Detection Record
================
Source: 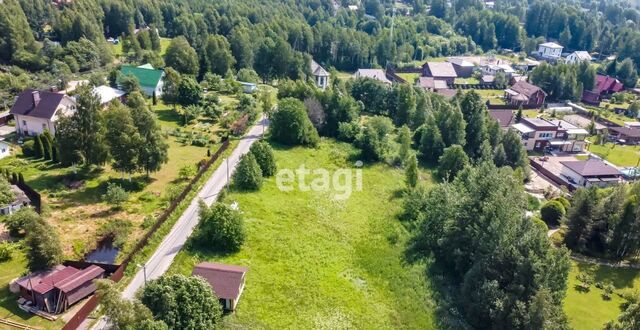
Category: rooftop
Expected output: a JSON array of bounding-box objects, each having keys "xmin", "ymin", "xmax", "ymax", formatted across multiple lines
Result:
[
  {"xmin": 610, "ymin": 127, "xmax": 640, "ymax": 138},
  {"xmin": 509, "ymin": 81, "xmax": 546, "ymax": 98},
  {"xmin": 92, "ymin": 85, "xmax": 126, "ymax": 105},
  {"xmin": 310, "ymin": 59, "xmax": 329, "ymax": 77},
  {"xmin": 424, "ymin": 62, "xmax": 458, "ymax": 78},
  {"xmin": 540, "ymin": 42, "xmax": 563, "ymax": 49},
  {"xmin": 10, "ymin": 89, "xmax": 72, "ymax": 120},
  {"xmin": 417, "ymin": 77, "xmax": 447, "ymax": 90},
  {"xmin": 119, "ymin": 65, "xmax": 164, "ymax": 89},
  {"xmin": 192, "ymin": 262, "xmax": 248, "ymax": 300},
  {"xmin": 561, "ymin": 159, "xmax": 622, "ymax": 177},
  {"xmin": 521, "ymin": 117, "xmax": 556, "ymax": 129},
  {"xmin": 354, "ymin": 69, "xmax": 391, "ymax": 84},
  {"xmin": 489, "ymin": 110, "xmax": 514, "ymax": 128}
]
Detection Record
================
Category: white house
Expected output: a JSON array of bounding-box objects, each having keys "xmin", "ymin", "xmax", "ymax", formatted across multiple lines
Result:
[
  {"xmin": 481, "ymin": 64, "xmax": 516, "ymax": 76},
  {"xmin": 310, "ymin": 59, "xmax": 330, "ymax": 89},
  {"xmin": 560, "ymin": 159, "xmax": 622, "ymax": 188},
  {"xmin": 537, "ymin": 42, "xmax": 564, "ymax": 60},
  {"xmin": 10, "ymin": 90, "xmax": 76, "ymax": 136},
  {"xmin": 565, "ymin": 51, "xmax": 592, "ymax": 64}
]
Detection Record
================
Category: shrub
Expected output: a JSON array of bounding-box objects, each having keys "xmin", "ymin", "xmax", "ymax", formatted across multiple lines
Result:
[
  {"xmin": 0, "ymin": 243, "xmax": 13, "ymax": 262},
  {"xmin": 178, "ymin": 165, "xmax": 197, "ymax": 180},
  {"xmin": 97, "ymin": 219, "xmax": 133, "ymax": 248},
  {"xmin": 540, "ymin": 200, "xmax": 566, "ymax": 226},
  {"xmin": 195, "ymin": 201, "xmax": 245, "ymax": 251},
  {"xmin": 21, "ymin": 140, "xmax": 35, "ymax": 157},
  {"xmin": 103, "ymin": 183, "xmax": 129, "ymax": 208},
  {"xmin": 270, "ymin": 98, "xmax": 319, "ymax": 147},
  {"xmin": 337, "ymin": 122, "xmax": 360, "ymax": 142},
  {"xmin": 553, "ymin": 196, "xmax": 570, "ymax": 210},
  {"xmin": 249, "ymin": 141, "xmax": 277, "ymax": 177},
  {"xmin": 527, "ymin": 194, "xmax": 541, "ymax": 211},
  {"xmin": 25, "ymin": 218, "xmax": 63, "ymax": 271},
  {"xmin": 5, "ymin": 207, "xmax": 41, "ymax": 237},
  {"xmin": 233, "ymin": 152, "xmax": 263, "ymax": 190}
]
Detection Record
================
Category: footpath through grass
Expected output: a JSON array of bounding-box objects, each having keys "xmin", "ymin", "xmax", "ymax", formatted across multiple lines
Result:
[{"xmin": 169, "ymin": 139, "xmax": 436, "ymax": 329}]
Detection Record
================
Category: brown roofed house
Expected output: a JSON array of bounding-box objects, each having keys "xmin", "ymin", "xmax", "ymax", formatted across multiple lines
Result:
[
  {"xmin": 504, "ymin": 81, "xmax": 546, "ymax": 107},
  {"xmin": 192, "ymin": 262, "xmax": 248, "ymax": 311},
  {"xmin": 608, "ymin": 127, "xmax": 640, "ymax": 145},
  {"xmin": 10, "ymin": 89, "xmax": 76, "ymax": 137},
  {"xmin": 489, "ymin": 110, "xmax": 514, "ymax": 129},
  {"xmin": 422, "ymin": 62, "xmax": 458, "ymax": 84},
  {"xmin": 560, "ymin": 159, "xmax": 622, "ymax": 187}
]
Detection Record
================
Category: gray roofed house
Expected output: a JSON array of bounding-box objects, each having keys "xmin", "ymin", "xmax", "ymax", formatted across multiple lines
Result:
[
  {"xmin": 310, "ymin": 59, "xmax": 330, "ymax": 89},
  {"xmin": 10, "ymin": 89, "xmax": 76, "ymax": 137},
  {"xmin": 416, "ymin": 77, "xmax": 448, "ymax": 91},
  {"xmin": 422, "ymin": 62, "xmax": 458, "ymax": 83},
  {"xmin": 354, "ymin": 69, "xmax": 392, "ymax": 84}
]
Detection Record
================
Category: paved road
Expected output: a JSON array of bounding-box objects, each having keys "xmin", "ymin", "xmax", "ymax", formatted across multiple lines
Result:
[{"xmin": 90, "ymin": 116, "xmax": 268, "ymax": 329}]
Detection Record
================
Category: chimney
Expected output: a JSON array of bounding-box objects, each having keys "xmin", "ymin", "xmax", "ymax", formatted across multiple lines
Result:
[{"xmin": 32, "ymin": 91, "xmax": 40, "ymax": 107}]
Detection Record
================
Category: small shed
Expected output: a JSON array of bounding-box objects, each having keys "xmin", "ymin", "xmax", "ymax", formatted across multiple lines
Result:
[
  {"xmin": 0, "ymin": 185, "xmax": 31, "ymax": 215},
  {"xmin": 192, "ymin": 262, "xmax": 248, "ymax": 311},
  {"xmin": 15, "ymin": 264, "xmax": 105, "ymax": 314}
]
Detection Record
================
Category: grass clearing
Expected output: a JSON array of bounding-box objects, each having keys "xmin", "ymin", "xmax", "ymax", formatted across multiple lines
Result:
[
  {"xmin": 564, "ymin": 261, "xmax": 639, "ymax": 329},
  {"xmin": 475, "ymin": 89, "xmax": 506, "ymax": 105},
  {"xmin": 397, "ymin": 72, "xmax": 420, "ymax": 83},
  {"xmin": 586, "ymin": 139, "xmax": 640, "ymax": 167},
  {"xmin": 169, "ymin": 139, "xmax": 436, "ymax": 329}
]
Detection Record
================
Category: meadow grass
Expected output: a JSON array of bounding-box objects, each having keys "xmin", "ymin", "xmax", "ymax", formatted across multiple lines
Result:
[
  {"xmin": 169, "ymin": 139, "xmax": 436, "ymax": 329},
  {"xmin": 564, "ymin": 261, "xmax": 640, "ymax": 329}
]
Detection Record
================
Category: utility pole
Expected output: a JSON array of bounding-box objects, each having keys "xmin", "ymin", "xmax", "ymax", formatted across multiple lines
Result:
[{"xmin": 137, "ymin": 264, "xmax": 147, "ymax": 285}]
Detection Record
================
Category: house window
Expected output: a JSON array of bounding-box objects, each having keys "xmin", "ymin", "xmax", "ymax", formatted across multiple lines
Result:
[
  {"xmin": 22, "ymin": 120, "xmax": 26, "ymax": 126},
  {"xmin": 42, "ymin": 123, "xmax": 47, "ymax": 130}
]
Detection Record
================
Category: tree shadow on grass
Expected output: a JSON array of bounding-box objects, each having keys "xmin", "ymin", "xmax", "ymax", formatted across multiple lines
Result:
[
  {"xmin": 155, "ymin": 108, "xmax": 182, "ymax": 125},
  {"xmin": 575, "ymin": 262, "xmax": 640, "ymax": 290}
]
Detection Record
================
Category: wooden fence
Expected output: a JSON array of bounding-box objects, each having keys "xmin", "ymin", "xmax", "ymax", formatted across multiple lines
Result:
[{"xmin": 60, "ymin": 139, "xmax": 230, "ymax": 330}]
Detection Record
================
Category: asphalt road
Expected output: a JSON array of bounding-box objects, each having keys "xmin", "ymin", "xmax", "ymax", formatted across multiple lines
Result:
[{"xmin": 89, "ymin": 115, "xmax": 268, "ymax": 329}]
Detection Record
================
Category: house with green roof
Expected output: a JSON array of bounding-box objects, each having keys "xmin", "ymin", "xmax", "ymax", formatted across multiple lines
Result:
[{"xmin": 118, "ymin": 65, "xmax": 164, "ymax": 97}]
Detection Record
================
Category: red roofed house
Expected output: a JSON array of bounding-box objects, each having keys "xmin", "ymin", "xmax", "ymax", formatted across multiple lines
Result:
[
  {"xmin": 192, "ymin": 262, "xmax": 248, "ymax": 311},
  {"xmin": 15, "ymin": 265, "xmax": 105, "ymax": 314},
  {"xmin": 422, "ymin": 62, "xmax": 457, "ymax": 84},
  {"xmin": 582, "ymin": 75, "xmax": 625, "ymax": 104},
  {"xmin": 10, "ymin": 89, "xmax": 76, "ymax": 137},
  {"xmin": 505, "ymin": 81, "xmax": 547, "ymax": 107}
]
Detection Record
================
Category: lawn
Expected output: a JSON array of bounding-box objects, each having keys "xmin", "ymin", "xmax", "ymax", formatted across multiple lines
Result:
[
  {"xmin": 169, "ymin": 139, "xmax": 436, "ymax": 329},
  {"xmin": 397, "ymin": 72, "xmax": 420, "ymax": 83},
  {"xmin": 454, "ymin": 77, "xmax": 480, "ymax": 85},
  {"xmin": 335, "ymin": 71, "xmax": 354, "ymax": 80},
  {"xmin": 109, "ymin": 37, "xmax": 172, "ymax": 58},
  {"xmin": 564, "ymin": 261, "xmax": 640, "ymax": 329},
  {"xmin": 474, "ymin": 89, "xmax": 506, "ymax": 105},
  {"xmin": 586, "ymin": 139, "xmax": 640, "ymax": 167}
]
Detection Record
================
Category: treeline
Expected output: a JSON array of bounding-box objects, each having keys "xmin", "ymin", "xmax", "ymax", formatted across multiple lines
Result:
[{"xmin": 564, "ymin": 184, "xmax": 640, "ymax": 260}]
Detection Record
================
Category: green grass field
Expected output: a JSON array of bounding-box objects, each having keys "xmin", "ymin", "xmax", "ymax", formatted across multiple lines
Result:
[
  {"xmin": 169, "ymin": 139, "xmax": 436, "ymax": 329},
  {"xmin": 586, "ymin": 139, "xmax": 640, "ymax": 167},
  {"xmin": 110, "ymin": 37, "xmax": 172, "ymax": 58},
  {"xmin": 564, "ymin": 261, "xmax": 640, "ymax": 329},
  {"xmin": 397, "ymin": 72, "xmax": 420, "ymax": 83}
]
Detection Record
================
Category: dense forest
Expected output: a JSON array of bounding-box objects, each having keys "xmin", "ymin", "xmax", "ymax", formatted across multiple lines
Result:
[{"xmin": 1, "ymin": 0, "xmax": 639, "ymax": 84}]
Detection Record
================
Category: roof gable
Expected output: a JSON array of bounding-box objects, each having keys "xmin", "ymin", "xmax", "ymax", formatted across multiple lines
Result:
[
  {"xmin": 119, "ymin": 66, "xmax": 164, "ymax": 89},
  {"xmin": 192, "ymin": 262, "xmax": 247, "ymax": 300},
  {"xmin": 10, "ymin": 89, "xmax": 71, "ymax": 119},
  {"xmin": 425, "ymin": 62, "xmax": 457, "ymax": 78},
  {"xmin": 510, "ymin": 81, "xmax": 546, "ymax": 98}
]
